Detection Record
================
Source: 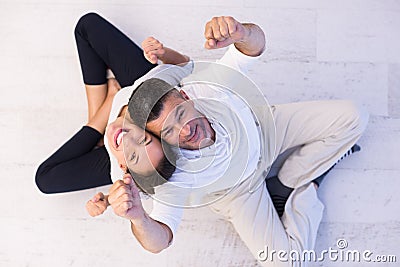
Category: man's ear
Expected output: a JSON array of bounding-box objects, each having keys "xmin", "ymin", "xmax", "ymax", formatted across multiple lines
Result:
[{"xmin": 179, "ymin": 90, "xmax": 190, "ymax": 100}]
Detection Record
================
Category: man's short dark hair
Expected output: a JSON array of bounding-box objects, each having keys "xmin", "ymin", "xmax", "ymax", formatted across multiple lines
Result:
[{"xmin": 128, "ymin": 78, "xmax": 182, "ymax": 129}]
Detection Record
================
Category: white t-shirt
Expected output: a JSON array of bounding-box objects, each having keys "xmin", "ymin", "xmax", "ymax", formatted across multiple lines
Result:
[{"xmin": 104, "ymin": 45, "xmax": 262, "ymax": 243}]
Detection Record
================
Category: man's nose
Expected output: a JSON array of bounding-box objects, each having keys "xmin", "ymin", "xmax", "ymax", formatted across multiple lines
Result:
[{"xmin": 179, "ymin": 123, "xmax": 191, "ymax": 137}]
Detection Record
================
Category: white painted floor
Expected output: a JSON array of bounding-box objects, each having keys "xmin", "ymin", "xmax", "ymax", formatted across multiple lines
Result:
[{"xmin": 1, "ymin": 1, "xmax": 399, "ymax": 266}]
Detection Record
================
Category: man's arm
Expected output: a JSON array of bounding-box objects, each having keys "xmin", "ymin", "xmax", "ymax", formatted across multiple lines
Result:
[
  {"xmin": 108, "ymin": 173, "xmax": 172, "ymax": 253},
  {"xmin": 204, "ymin": 16, "xmax": 266, "ymax": 57},
  {"xmin": 142, "ymin": 37, "xmax": 190, "ymax": 65}
]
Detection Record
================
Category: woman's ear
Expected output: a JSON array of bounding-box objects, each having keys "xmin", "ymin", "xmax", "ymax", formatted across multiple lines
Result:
[
  {"xmin": 119, "ymin": 163, "xmax": 128, "ymax": 173},
  {"xmin": 179, "ymin": 90, "xmax": 190, "ymax": 100}
]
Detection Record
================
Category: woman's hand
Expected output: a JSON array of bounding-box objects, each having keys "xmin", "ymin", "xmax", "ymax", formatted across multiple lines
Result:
[
  {"xmin": 108, "ymin": 173, "xmax": 146, "ymax": 221},
  {"xmin": 142, "ymin": 37, "xmax": 165, "ymax": 64},
  {"xmin": 86, "ymin": 192, "xmax": 109, "ymax": 217}
]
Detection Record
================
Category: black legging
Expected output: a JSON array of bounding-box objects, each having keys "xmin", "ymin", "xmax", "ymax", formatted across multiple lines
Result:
[{"xmin": 35, "ymin": 13, "xmax": 156, "ymax": 194}]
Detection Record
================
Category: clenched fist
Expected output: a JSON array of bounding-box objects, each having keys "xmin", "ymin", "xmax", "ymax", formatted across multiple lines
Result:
[
  {"xmin": 142, "ymin": 37, "xmax": 165, "ymax": 64},
  {"xmin": 86, "ymin": 192, "xmax": 109, "ymax": 217},
  {"xmin": 204, "ymin": 16, "xmax": 248, "ymax": 49},
  {"xmin": 108, "ymin": 173, "xmax": 145, "ymax": 221}
]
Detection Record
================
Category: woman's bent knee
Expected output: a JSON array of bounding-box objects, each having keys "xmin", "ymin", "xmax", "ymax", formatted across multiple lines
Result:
[
  {"xmin": 35, "ymin": 165, "xmax": 54, "ymax": 194},
  {"xmin": 74, "ymin": 12, "xmax": 102, "ymax": 36}
]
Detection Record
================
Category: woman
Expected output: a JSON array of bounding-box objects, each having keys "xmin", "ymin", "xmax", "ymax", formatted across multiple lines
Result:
[{"xmin": 35, "ymin": 12, "xmax": 189, "ymax": 214}]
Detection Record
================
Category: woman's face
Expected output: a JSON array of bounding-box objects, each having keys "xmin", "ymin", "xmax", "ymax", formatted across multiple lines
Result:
[{"xmin": 105, "ymin": 110, "xmax": 165, "ymax": 176}]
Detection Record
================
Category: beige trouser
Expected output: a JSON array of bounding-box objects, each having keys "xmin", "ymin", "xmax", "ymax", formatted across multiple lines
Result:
[{"xmin": 209, "ymin": 100, "xmax": 369, "ymax": 266}]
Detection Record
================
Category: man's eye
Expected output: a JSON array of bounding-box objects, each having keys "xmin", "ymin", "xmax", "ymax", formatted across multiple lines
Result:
[
  {"xmin": 130, "ymin": 152, "xmax": 136, "ymax": 161},
  {"xmin": 139, "ymin": 137, "xmax": 146, "ymax": 145},
  {"xmin": 179, "ymin": 111, "xmax": 184, "ymax": 121},
  {"xmin": 163, "ymin": 129, "xmax": 172, "ymax": 137}
]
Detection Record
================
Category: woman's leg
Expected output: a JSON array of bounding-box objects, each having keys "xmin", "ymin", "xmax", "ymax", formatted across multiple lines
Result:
[
  {"xmin": 74, "ymin": 12, "xmax": 157, "ymax": 88},
  {"xmin": 35, "ymin": 126, "xmax": 112, "ymax": 194},
  {"xmin": 86, "ymin": 84, "xmax": 108, "ymax": 122},
  {"xmin": 75, "ymin": 12, "xmax": 156, "ymax": 128},
  {"xmin": 35, "ymin": 13, "xmax": 157, "ymax": 194}
]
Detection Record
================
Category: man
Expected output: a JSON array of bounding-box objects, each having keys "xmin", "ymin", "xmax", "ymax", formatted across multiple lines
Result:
[{"xmin": 108, "ymin": 16, "xmax": 369, "ymax": 266}]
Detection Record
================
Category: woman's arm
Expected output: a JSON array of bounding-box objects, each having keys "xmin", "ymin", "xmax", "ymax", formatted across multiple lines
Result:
[
  {"xmin": 142, "ymin": 37, "xmax": 190, "ymax": 65},
  {"xmin": 108, "ymin": 174, "xmax": 172, "ymax": 253}
]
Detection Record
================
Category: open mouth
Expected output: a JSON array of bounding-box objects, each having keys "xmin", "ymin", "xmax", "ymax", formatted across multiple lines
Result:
[
  {"xmin": 114, "ymin": 129, "xmax": 124, "ymax": 148},
  {"xmin": 187, "ymin": 125, "xmax": 199, "ymax": 143}
]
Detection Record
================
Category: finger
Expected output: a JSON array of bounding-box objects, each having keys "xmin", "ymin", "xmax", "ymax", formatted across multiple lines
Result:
[
  {"xmin": 204, "ymin": 21, "xmax": 214, "ymax": 40},
  {"xmin": 114, "ymin": 200, "xmax": 133, "ymax": 216},
  {"xmin": 143, "ymin": 43, "xmax": 163, "ymax": 53},
  {"xmin": 142, "ymin": 36, "xmax": 157, "ymax": 47},
  {"xmin": 124, "ymin": 174, "xmax": 141, "ymax": 198},
  {"xmin": 145, "ymin": 37, "xmax": 161, "ymax": 45},
  {"xmin": 225, "ymin": 16, "xmax": 238, "ymax": 36},
  {"xmin": 94, "ymin": 201, "xmax": 108, "ymax": 213},
  {"xmin": 109, "ymin": 184, "xmax": 130, "ymax": 205},
  {"xmin": 204, "ymin": 38, "xmax": 217, "ymax": 49},
  {"xmin": 150, "ymin": 55, "xmax": 158, "ymax": 64},
  {"xmin": 92, "ymin": 192, "xmax": 104, "ymax": 202},
  {"xmin": 115, "ymin": 185, "xmax": 133, "ymax": 201},
  {"xmin": 215, "ymin": 38, "xmax": 234, "ymax": 49},
  {"xmin": 109, "ymin": 180, "xmax": 125, "ymax": 196},
  {"xmin": 147, "ymin": 48, "xmax": 165, "ymax": 58},
  {"xmin": 86, "ymin": 202, "xmax": 100, "ymax": 217},
  {"xmin": 110, "ymin": 195, "xmax": 128, "ymax": 210},
  {"xmin": 218, "ymin": 17, "xmax": 230, "ymax": 38},
  {"xmin": 123, "ymin": 174, "xmax": 131, "ymax": 185},
  {"xmin": 124, "ymin": 175, "xmax": 136, "ymax": 195},
  {"xmin": 211, "ymin": 17, "xmax": 227, "ymax": 41}
]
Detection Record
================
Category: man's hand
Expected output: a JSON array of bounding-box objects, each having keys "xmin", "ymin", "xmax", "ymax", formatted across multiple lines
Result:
[
  {"xmin": 108, "ymin": 173, "xmax": 145, "ymax": 221},
  {"xmin": 204, "ymin": 16, "xmax": 265, "ymax": 56},
  {"xmin": 86, "ymin": 192, "xmax": 109, "ymax": 217},
  {"xmin": 142, "ymin": 37, "xmax": 165, "ymax": 64},
  {"xmin": 204, "ymin": 16, "xmax": 249, "ymax": 49}
]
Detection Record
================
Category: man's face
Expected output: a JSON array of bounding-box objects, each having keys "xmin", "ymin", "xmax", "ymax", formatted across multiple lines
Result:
[{"xmin": 146, "ymin": 91, "xmax": 215, "ymax": 150}]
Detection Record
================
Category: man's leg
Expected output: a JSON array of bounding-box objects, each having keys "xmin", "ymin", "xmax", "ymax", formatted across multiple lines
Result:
[
  {"xmin": 210, "ymin": 179, "xmax": 324, "ymax": 267},
  {"xmin": 267, "ymin": 143, "xmax": 361, "ymax": 216},
  {"xmin": 271, "ymin": 100, "xmax": 368, "ymax": 189}
]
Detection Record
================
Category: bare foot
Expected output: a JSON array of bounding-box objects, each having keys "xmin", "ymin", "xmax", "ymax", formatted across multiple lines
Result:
[{"xmin": 107, "ymin": 78, "xmax": 121, "ymax": 97}]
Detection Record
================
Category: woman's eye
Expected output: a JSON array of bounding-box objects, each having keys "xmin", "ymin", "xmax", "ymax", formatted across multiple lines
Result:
[{"xmin": 130, "ymin": 152, "xmax": 136, "ymax": 161}]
